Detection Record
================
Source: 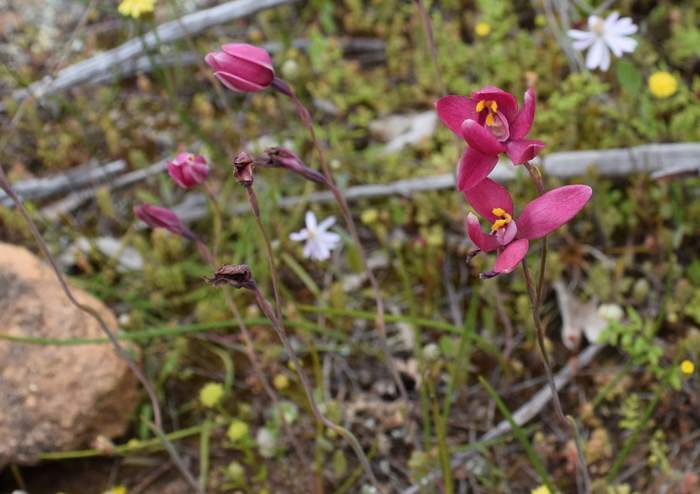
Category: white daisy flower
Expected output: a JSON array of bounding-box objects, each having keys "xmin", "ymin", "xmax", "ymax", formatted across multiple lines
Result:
[
  {"xmin": 289, "ymin": 211, "xmax": 341, "ymax": 261},
  {"xmin": 568, "ymin": 12, "xmax": 638, "ymax": 71}
]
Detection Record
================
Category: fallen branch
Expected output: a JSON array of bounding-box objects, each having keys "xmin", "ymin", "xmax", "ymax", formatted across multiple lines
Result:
[
  {"xmin": 401, "ymin": 343, "xmax": 604, "ymax": 494},
  {"xmin": 4, "ymin": 0, "xmax": 298, "ymax": 108},
  {"xmin": 0, "ymin": 160, "xmax": 125, "ymax": 207}
]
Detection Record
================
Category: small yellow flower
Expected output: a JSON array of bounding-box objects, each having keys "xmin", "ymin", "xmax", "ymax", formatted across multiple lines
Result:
[
  {"xmin": 199, "ymin": 382, "xmax": 224, "ymax": 408},
  {"xmin": 531, "ymin": 486, "xmax": 551, "ymax": 494},
  {"xmin": 680, "ymin": 359, "xmax": 695, "ymax": 376},
  {"xmin": 103, "ymin": 487, "xmax": 128, "ymax": 494},
  {"xmin": 361, "ymin": 208, "xmax": 379, "ymax": 225},
  {"xmin": 648, "ymin": 71, "xmax": 678, "ymax": 98},
  {"xmin": 273, "ymin": 373, "xmax": 290, "ymax": 390},
  {"xmin": 475, "ymin": 22, "xmax": 491, "ymax": 37},
  {"xmin": 118, "ymin": 0, "xmax": 155, "ymax": 19},
  {"xmin": 227, "ymin": 419, "xmax": 250, "ymax": 442}
]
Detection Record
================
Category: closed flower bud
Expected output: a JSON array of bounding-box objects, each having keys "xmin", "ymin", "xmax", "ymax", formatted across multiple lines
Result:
[
  {"xmin": 232, "ymin": 151, "xmax": 255, "ymax": 186},
  {"xmin": 205, "ymin": 43, "xmax": 274, "ymax": 93},
  {"xmin": 134, "ymin": 204, "xmax": 194, "ymax": 240},
  {"xmin": 167, "ymin": 152, "xmax": 209, "ymax": 189}
]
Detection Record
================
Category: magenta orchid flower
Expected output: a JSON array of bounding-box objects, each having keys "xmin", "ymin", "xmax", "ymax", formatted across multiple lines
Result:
[
  {"xmin": 167, "ymin": 152, "xmax": 209, "ymax": 189},
  {"xmin": 436, "ymin": 86, "xmax": 544, "ymax": 191},
  {"xmin": 205, "ymin": 43, "xmax": 274, "ymax": 93},
  {"xmin": 464, "ymin": 178, "xmax": 592, "ymax": 277},
  {"xmin": 134, "ymin": 204, "xmax": 195, "ymax": 240}
]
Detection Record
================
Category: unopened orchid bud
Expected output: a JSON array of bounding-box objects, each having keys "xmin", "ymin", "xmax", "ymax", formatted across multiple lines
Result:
[
  {"xmin": 256, "ymin": 147, "xmax": 327, "ymax": 185},
  {"xmin": 134, "ymin": 204, "xmax": 194, "ymax": 240},
  {"xmin": 167, "ymin": 152, "xmax": 209, "ymax": 189},
  {"xmin": 205, "ymin": 43, "xmax": 274, "ymax": 93},
  {"xmin": 233, "ymin": 151, "xmax": 255, "ymax": 186}
]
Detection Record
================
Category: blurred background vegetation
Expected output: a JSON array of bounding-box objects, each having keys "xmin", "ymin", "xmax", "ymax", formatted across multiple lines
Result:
[{"xmin": 0, "ymin": 0, "xmax": 699, "ymax": 492}]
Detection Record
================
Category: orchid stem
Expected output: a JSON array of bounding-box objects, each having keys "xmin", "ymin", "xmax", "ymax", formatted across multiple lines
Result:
[
  {"xmin": 524, "ymin": 162, "xmax": 548, "ymax": 308},
  {"xmin": 0, "ymin": 167, "xmax": 203, "ymax": 494},
  {"xmin": 276, "ymin": 81, "xmax": 410, "ymax": 409},
  {"xmin": 249, "ymin": 283, "xmax": 384, "ymax": 493},
  {"xmin": 521, "ymin": 261, "xmax": 591, "ymax": 494},
  {"xmin": 244, "ymin": 185, "xmax": 283, "ymax": 323},
  {"xmin": 193, "ymin": 227, "xmax": 311, "ymax": 468}
]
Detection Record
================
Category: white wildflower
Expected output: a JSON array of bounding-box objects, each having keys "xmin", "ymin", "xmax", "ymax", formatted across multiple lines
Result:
[
  {"xmin": 568, "ymin": 12, "xmax": 638, "ymax": 71},
  {"xmin": 289, "ymin": 211, "xmax": 341, "ymax": 261}
]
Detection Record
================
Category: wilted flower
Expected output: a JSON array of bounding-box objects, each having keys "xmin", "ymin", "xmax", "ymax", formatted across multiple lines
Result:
[
  {"xmin": 205, "ymin": 264, "xmax": 254, "ymax": 289},
  {"xmin": 290, "ymin": 211, "xmax": 342, "ymax": 261},
  {"xmin": 134, "ymin": 204, "xmax": 194, "ymax": 240},
  {"xmin": 233, "ymin": 151, "xmax": 255, "ymax": 186},
  {"xmin": 118, "ymin": 0, "xmax": 155, "ymax": 18},
  {"xmin": 436, "ymin": 86, "xmax": 544, "ymax": 191},
  {"xmin": 167, "ymin": 152, "xmax": 209, "ymax": 189},
  {"xmin": 255, "ymin": 147, "xmax": 327, "ymax": 185},
  {"xmin": 464, "ymin": 178, "xmax": 592, "ymax": 277},
  {"xmin": 648, "ymin": 71, "xmax": 678, "ymax": 98},
  {"xmin": 205, "ymin": 43, "xmax": 274, "ymax": 93},
  {"xmin": 568, "ymin": 12, "xmax": 637, "ymax": 71}
]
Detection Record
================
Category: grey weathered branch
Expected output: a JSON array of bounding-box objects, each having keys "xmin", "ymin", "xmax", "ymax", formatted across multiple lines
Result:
[
  {"xmin": 5, "ymin": 0, "xmax": 298, "ymax": 107},
  {"xmin": 0, "ymin": 160, "xmax": 125, "ymax": 207},
  {"xmin": 401, "ymin": 343, "xmax": 604, "ymax": 494}
]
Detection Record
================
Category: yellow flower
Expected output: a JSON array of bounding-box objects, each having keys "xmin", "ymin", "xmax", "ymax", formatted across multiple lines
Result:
[
  {"xmin": 199, "ymin": 382, "xmax": 224, "ymax": 408},
  {"xmin": 103, "ymin": 487, "xmax": 127, "ymax": 494},
  {"xmin": 273, "ymin": 373, "xmax": 290, "ymax": 390},
  {"xmin": 227, "ymin": 419, "xmax": 250, "ymax": 442},
  {"xmin": 648, "ymin": 71, "xmax": 678, "ymax": 98},
  {"xmin": 475, "ymin": 22, "xmax": 491, "ymax": 37},
  {"xmin": 118, "ymin": 0, "xmax": 155, "ymax": 19},
  {"xmin": 680, "ymin": 359, "xmax": 695, "ymax": 376},
  {"xmin": 531, "ymin": 486, "xmax": 551, "ymax": 494}
]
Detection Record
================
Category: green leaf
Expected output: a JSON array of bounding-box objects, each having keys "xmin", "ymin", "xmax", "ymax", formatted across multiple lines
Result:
[{"xmin": 616, "ymin": 59, "xmax": 643, "ymax": 94}]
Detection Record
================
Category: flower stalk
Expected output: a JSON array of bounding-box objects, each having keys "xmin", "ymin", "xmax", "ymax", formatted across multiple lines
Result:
[
  {"xmin": 208, "ymin": 265, "xmax": 384, "ymax": 492},
  {"xmin": 271, "ymin": 77, "xmax": 410, "ymax": 406}
]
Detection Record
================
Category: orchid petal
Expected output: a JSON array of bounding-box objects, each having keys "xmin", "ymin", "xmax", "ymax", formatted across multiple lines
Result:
[
  {"xmin": 505, "ymin": 139, "xmax": 545, "ymax": 164},
  {"xmin": 463, "ymin": 177, "xmax": 513, "ymax": 221},
  {"xmin": 461, "ymin": 119, "xmax": 506, "ymax": 155},
  {"xmin": 493, "ymin": 239, "xmax": 529, "ymax": 274},
  {"xmin": 510, "ymin": 88, "xmax": 536, "ymax": 140},
  {"xmin": 496, "ymin": 220, "xmax": 518, "ymax": 245},
  {"xmin": 214, "ymin": 71, "xmax": 266, "ymax": 93},
  {"xmin": 516, "ymin": 185, "xmax": 592, "ymax": 240},
  {"xmin": 435, "ymin": 96, "xmax": 477, "ymax": 136},
  {"xmin": 470, "ymin": 86, "xmax": 518, "ymax": 121},
  {"xmin": 456, "ymin": 148, "xmax": 499, "ymax": 192},
  {"xmin": 466, "ymin": 213, "xmax": 499, "ymax": 252}
]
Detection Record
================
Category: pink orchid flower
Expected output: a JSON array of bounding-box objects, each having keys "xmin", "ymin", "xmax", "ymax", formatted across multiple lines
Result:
[
  {"xmin": 436, "ymin": 86, "xmax": 544, "ymax": 191},
  {"xmin": 167, "ymin": 152, "xmax": 209, "ymax": 189},
  {"xmin": 464, "ymin": 178, "xmax": 592, "ymax": 277},
  {"xmin": 205, "ymin": 43, "xmax": 274, "ymax": 93},
  {"xmin": 134, "ymin": 204, "xmax": 195, "ymax": 240}
]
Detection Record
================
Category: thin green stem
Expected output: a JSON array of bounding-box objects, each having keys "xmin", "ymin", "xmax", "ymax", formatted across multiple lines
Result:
[
  {"xmin": 250, "ymin": 284, "xmax": 385, "ymax": 493},
  {"xmin": 521, "ymin": 261, "xmax": 591, "ymax": 493}
]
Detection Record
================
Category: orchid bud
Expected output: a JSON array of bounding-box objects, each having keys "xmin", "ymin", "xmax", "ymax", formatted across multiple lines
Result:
[
  {"xmin": 256, "ymin": 147, "xmax": 327, "ymax": 185},
  {"xmin": 205, "ymin": 43, "xmax": 274, "ymax": 93},
  {"xmin": 232, "ymin": 151, "xmax": 255, "ymax": 186},
  {"xmin": 134, "ymin": 204, "xmax": 194, "ymax": 240},
  {"xmin": 167, "ymin": 152, "xmax": 209, "ymax": 189}
]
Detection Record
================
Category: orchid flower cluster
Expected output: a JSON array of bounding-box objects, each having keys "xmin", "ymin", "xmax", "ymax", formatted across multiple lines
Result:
[{"xmin": 436, "ymin": 87, "xmax": 592, "ymax": 276}]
